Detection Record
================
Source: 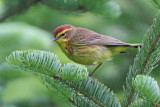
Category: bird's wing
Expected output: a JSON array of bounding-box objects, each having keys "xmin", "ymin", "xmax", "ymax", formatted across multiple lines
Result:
[{"xmin": 71, "ymin": 28, "xmax": 130, "ymax": 46}]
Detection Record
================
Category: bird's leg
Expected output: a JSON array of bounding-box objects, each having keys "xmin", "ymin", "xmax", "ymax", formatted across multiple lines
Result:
[
  {"xmin": 89, "ymin": 63, "xmax": 102, "ymax": 77},
  {"xmin": 85, "ymin": 64, "xmax": 95, "ymax": 68},
  {"xmin": 86, "ymin": 61, "xmax": 98, "ymax": 68}
]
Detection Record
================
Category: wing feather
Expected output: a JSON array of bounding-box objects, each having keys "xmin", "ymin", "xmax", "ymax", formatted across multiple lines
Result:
[{"xmin": 71, "ymin": 27, "xmax": 130, "ymax": 46}]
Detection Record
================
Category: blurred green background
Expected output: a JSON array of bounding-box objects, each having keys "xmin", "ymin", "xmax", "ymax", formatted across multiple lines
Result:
[{"xmin": 0, "ymin": 0, "xmax": 159, "ymax": 106}]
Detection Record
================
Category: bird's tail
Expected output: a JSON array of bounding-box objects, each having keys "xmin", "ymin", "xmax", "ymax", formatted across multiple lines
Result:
[{"xmin": 130, "ymin": 43, "xmax": 142, "ymax": 48}]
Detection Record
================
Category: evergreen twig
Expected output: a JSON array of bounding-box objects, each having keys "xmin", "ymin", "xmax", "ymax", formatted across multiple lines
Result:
[
  {"xmin": 123, "ymin": 12, "xmax": 160, "ymax": 107},
  {"xmin": 7, "ymin": 50, "xmax": 121, "ymax": 107},
  {"xmin": 140, "ymin": 33, "xmax": 160, "ymax": 74}
]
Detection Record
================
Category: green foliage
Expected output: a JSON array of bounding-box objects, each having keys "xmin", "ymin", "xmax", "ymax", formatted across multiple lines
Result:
[
  {"xmin": 41, "ymin": 75, "xmax": 100, "ymax": 107},
  {"xmin": 148, "ymin": 0, "xmax": 160, "ymax": 9},
  {"xmin": 129, "ymin": 99, "xmax": 151, "ymax": 107},
  {"xmin": 6, "ymin": 50, "xmax": 88, "ymax": 82},
  {"xmin": 123, "ymin": 12, "xmax": 160, "ymax": 106},
  {"xmin": 42, "ymin": 71, "xmax": 121, "ymax": 106},
  {"xmin": 61, "ymin": 63, "xmax": 88, "ymax": 81},
  {"xmin": 6, "ymin": 50, "xmax": 61, "ymax": 76},
  {"xmin": 41, "ymin": 74, "xmax": 121, "ymax": 107},
  {"xmin": 141, "ymin": 12, "xmax": 160, "ymax": 75},
  {"xmin": 132, "ymin": 75, "xmax": 160, "ymax": 105},
  {"xmin": 71, "ymin": 77, "xmax": 121, "ymax": 107},
  {"xmin": 6, "ymin": 50, "xmax": 121, "ymax": 107},
  {"xmin": 41, "ymin": 75, "xmax": 74, "ymax": 100}
]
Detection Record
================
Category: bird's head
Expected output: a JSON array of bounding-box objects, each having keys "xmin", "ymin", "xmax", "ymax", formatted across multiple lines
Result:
[{"xmin": 52, "ymin": 24, "xmax": 73, "ymax": 43}]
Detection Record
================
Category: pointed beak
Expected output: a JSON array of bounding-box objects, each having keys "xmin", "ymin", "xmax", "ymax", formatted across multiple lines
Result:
[{"xmin": 51, "ymin": 37, "xmax": 58, "ymax": 42}]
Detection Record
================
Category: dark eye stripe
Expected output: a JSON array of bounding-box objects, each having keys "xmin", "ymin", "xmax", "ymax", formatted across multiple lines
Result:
[
  {"xmin": 61, "ymin": 33, "xmax": 65, "ymax": 36},
  {"xmin": 55, "ymin": 33, "xmax": 66, "ymax": 40}
]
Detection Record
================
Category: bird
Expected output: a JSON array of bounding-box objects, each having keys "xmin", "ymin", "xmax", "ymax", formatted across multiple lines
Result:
[{"xmin": 52, "ymin": 24, "xmax": 141, "ymax": 76}]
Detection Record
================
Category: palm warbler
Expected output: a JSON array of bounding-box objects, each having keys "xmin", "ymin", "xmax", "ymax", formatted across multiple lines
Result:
[{"xmin": 52, "ymin": 25, "xmax": 141, "ymax": 76}]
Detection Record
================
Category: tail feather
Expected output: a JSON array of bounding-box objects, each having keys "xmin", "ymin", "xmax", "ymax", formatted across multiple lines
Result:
[
  {"xmin": 109, "ymin": 43, "xmax": 141, "ymax": 54},
  {"xmin": 130, "ymin": 43, "xmax": 142, "ymax": 48}
]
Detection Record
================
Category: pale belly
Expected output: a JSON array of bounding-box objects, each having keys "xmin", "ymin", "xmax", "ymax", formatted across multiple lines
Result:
[{"xmin": 68, "ymin": 45, "xmax": 113, "ymax": 65}]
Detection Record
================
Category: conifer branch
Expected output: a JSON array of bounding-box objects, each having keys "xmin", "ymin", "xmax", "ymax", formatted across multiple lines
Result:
[
  {"xmin": 7, "ymin": 50, "xmax": 121, "ymax": 107},
  {"xmin": 46, "ymin": 75, "xmax": 102, "ymax": 106},
  {"xmin": 129, "ymin": 99, "xmax": 152, "ymax": 107},
  {"xmin": 140, "ymin": 33, "xmax": 160, "ymax": 74},
  {"xmin": 42, "ymin": 75, "xmax": 100, "ymax": 107},
  {"xmin": 132, "ymin": 75, "xmax": 160, "ymax": 105},
  {"xmin": 123, "ymin": 12, "xmax": 160, "ymax": 107},
  {"xmin": 126, "ymin": 33, "xmax": 160, "ymax": 107}
]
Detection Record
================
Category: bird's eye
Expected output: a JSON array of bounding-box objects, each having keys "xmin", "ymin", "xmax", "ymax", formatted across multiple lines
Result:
[{"xmin": 61, "ymin": 33, "xmax": 65, "ymax": 36}]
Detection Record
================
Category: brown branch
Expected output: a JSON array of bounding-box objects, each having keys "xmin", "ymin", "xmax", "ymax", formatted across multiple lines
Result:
[
  {"xmin": 125, "ymin": 89, "xmax": 136, "ymax": 107},
  {"xmin": 0, "ymin": 0, "xmax": 41, "ymax": 22}
]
